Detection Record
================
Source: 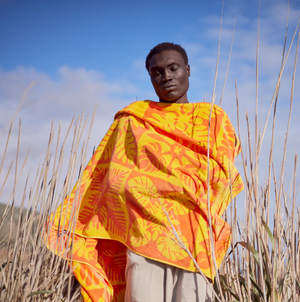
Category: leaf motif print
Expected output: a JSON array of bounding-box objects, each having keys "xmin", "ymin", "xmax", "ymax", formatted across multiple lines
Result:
[
  {"xmin": 126, "ymin": 176, "xmax": 161, "ymax": 216},
  {"xmin": 163, "ymin": 191, "xmax": 195, "ymax": 216},
  {"xmin": 156, "ymin": 233, "xmax": 188, "ymax": 261},
  {"xmin": 104, "ymin": 192, "xmax": 122, "ymax": 211},
  {"xmin": 213, "ymin": 219, "xmax": 231, "ymax": 261},
  {"xmin": 105, "ymin": 201, "xmax": 128, "ymax": 241},
  {"xmin": 192, "ymin": 105, "xmax": 221, "ymax": 149},
  {"xmin": 113, "ymin": 118, "xmax": 137, "ymax": 166},
  {"xmin": 139, "ymin": 141, "xmax": 169, "ymax": 173},
  {"xmin": 100, "ymin": 168, "xmax": 129, "ymax": 241},
  {"xmin": 150, "ymin": 112, "xmax": 177, "ymax": 131},
  {"xmin": 149, "ymin": 222, "xmax": 164, "ymax": 242},
  {"xmin": 147, "ymin": 209, "xmax": 180, "ymax": 242},
  {"xmin": 113, "ymin": 288, "xmax": 126, "ymax": 302},
  {"xmin": 46, "ymin": 100, "xmax": 244, "ymax": 298},
  {"xmin": 177, "ymin": 167, "xmax": 202, "ymax": 197},
  {"xmin": 231, "ymin": 178, "xmax": 244, "ymax": 197},
  {"xmin": 144, "ymin": 104, "xmax": 194, "ymax": 136},
  {"xmin": 196, "ymin": 251, "xmax": 213, "ymax": 271},
  {"xmin": 195, "ymin": 237, "xmax": 215, "ymax": 272},
  {"xmin": 209, "ymin": 180, "xmax": 226, "ymax": 209},
  {"xmin": 72, "ymin": 237, "xmax": 98, "ymax": 263},
  {"xmin": 98, "ymin": 124, "xmax": 119, "ymax": 163},
  {"xmin": 123, "ymin": 124, "xmax": 137, "ymax": 163},
  {"xmin": 218, "ymin": 122, "xmax": 236, "ymax": 161},
  {"xmin": 77, "ymin": 167, "xmax": 109, "ymax": 225},
  {"xmin": 129, "ymin": 218, "xmax": 151, "ymax": 247},
  {"xmin": 90, "ymin": 167, "xmax": 108, "ymax": 190},
  {"xmin": 78, "ymin": 193, "xmax": 101, "ymax": 225},
  {"xmin": 106, "ymin": 168, "xmax": 129, "ymax": 195},
  {"xmin": 97, "ymin": 241, "xmax": 127, "ymax": 285},
  {"xmin": 106, "ymin": 208, "xmax": 128, "ymax": 241},
  {"xmin": 72, "ymin": 261, "xmax": 113, "ymax": 302},
  {"xmin": 103, "ymin": 168, "xmax": 129, "ymax": 212},
  {"xmin": 82, "ymin": 213, "xmax": 107, "ymax": 237},
  {"xmin": 169, "ymin": 153, "xmax": 206, "ymax": 201},
  {"xmin": 106, "ymin": 256, "xmax": 126, "ymax": 284}
]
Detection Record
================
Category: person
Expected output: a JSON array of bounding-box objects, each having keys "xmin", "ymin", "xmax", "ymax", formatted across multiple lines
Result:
[{"xmin": 47, "ymin": 42, "xmax": 244, "ymax": 302}]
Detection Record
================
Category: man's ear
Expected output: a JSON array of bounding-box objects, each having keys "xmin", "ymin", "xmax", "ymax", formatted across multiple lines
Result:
[{"xmin": 186, "ymin": 64, "xmax": 190, "ymax": 77}]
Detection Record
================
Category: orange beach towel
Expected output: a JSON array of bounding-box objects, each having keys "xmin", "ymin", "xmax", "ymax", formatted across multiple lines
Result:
[{"xmin": 47, "ymin": 100, "xmax": 244, "ymax": 302}]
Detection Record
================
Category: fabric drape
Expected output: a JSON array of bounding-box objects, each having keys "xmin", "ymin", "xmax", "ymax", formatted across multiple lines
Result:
[{"xmin": 47, "ymin": 100, "xmax": 244, "ymax": 302}]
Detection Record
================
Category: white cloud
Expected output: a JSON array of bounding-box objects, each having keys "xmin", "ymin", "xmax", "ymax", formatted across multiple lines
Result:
[
  {"xmin": 0, "ymin": 66, "xmax": 137, "ymax": 206},
  {"xmin": 179, "ymin": 0, "xmax": 300, "ymax": 220},
  {"xmin": 0, "ymin": 0, "xmax": 299, "ymax": 214}
]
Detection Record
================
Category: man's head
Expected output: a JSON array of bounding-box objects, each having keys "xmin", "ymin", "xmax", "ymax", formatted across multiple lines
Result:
[
  {"xmin": 145, "ymin": 42, "xmax": 189, "ymax": 72},
  {"xmin": 146, "ymin": 42, "xmax": 190, "ymax": 104}
]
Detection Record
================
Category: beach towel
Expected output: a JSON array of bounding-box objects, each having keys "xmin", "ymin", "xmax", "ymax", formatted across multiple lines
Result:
[{"xmin": 47, "ymin": 100, "xmax": 244, "ymax": 302}]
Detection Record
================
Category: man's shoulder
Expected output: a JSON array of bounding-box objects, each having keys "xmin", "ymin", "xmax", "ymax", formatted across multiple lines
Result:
[
  {"xmin": 115, "ymin": 101, "xmax": 229, "ymax": 120},
  {"xmin": 114, "ymin": 100, "xmax": 153, "ymax": 120},
  {"xmin": 122, "ymin": 100, "xmax": 152, "ymax": 110}
]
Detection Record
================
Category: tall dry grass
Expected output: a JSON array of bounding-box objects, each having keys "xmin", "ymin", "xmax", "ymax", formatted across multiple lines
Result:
[
  {"xmin": 0, "ymin": 113, "xmax": 95, "ymax": 301},
  {"xmin": 0, "ymin": 13, "xmax": 299, "ymax": 302},
  {"xmin": 211, "ymin": 15, "xmax": 300, "ymax": 302},
  {"xmin": 161, "ymin": 9, "xmax": 300, "ymax": 302}
]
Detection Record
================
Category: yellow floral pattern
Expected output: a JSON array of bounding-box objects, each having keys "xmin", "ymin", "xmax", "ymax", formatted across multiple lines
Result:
[{"xmin": 46, "ymin": 100, "xmax": 244, "ymax": 301}]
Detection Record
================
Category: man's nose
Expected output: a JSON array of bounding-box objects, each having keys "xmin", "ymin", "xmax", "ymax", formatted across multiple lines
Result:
[{"xmin": 162, "ymin": 70, "xmax": 172, "ymax": 82}]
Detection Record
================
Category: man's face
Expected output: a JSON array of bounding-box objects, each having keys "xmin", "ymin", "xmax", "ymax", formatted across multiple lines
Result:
[{"xmin": 148, "ymin": 50, "xmax": 190, "ymax": 103}]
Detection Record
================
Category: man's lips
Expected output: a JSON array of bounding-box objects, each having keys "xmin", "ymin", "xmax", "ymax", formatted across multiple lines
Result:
[{"xmin": 162, "ymin": 84, "xmax": 176, "ymax": 91}]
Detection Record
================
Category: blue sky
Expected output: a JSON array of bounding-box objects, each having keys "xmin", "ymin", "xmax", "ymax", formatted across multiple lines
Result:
[
  {"xmin": 0, "ymin": 0, "xmax": 255, "ymax": 75},
  {"xmin": 0, "ymin": 0, "xmax": 299, "ymax": 215}
]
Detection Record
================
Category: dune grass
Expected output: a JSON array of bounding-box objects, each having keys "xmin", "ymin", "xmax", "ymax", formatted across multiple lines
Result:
[
  {"xmin": 0, "ymin": 114, "xmax": 94, "ymax": 301},
  {"xmin": 0, "ymin": 15, "xmax": 300, "ymax": 302}
]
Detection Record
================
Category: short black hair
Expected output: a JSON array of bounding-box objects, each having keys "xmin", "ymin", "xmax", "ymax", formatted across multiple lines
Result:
[{"xmin": 145, "ymin": 42, "xmax": 189, "ymax": 72}]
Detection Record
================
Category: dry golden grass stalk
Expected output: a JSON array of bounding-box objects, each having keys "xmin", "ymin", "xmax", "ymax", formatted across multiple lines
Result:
[
  {"xmin": 219, "ymin": 16, "xmax": 236, "ymax": 107},
  {"xmin": 1, "ymin": 8, "xmax": 299, "ymax": 302},
  {"xmin": 160, "ymin": 5, "xmax": 300, "ymax": 302},
  {"xmin": 0, "ymin": 111, "xmax": 95, "ymax": 302}
]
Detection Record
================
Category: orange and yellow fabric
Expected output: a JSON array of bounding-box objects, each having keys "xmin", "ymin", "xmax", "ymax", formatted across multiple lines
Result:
[{"xmin": 46, "ymin": 100, "xmax": 244, "ymax": 302}]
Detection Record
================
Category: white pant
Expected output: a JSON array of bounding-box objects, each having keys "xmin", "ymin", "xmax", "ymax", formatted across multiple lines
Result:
[{"xmin": 125, "ymin": 250, "xmax": 213, "ymax": 302}]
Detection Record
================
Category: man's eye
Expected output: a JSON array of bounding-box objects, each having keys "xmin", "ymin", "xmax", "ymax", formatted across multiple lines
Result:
[
  {"xmin": 152, "ymin": 71, "xmax": 161, "ymax": 77},
  {"xmin": 171, "ymin": 66, "xmax": 178, "ymax": 71}
]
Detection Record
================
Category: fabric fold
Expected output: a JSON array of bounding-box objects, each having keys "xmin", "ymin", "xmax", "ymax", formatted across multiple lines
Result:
[{"xmin": 46, "ymin": 100, "xmax": 244, "ymax": 302}]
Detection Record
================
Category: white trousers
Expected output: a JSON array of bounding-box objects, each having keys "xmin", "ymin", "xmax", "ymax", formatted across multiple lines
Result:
[{"xmin": 125, "ymin": 250, "xmax": 213, "ymax": 302}]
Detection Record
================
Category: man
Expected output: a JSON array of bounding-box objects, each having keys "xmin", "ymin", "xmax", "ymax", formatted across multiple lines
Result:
[
  {"xmin": 146, "ymin": 43, "xmax": 190, "ymax": 104},
  {"xmin": 47, "ymin": 42, "xmax": 244, "ymax": 302}
]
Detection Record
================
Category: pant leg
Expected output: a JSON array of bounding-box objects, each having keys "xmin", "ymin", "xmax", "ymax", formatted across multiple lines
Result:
[
  {"xmin": 125, "ymin": 249, "xmax": 213, "ymax": 302},
  {"xmin": 125, "ymin": 250, "xmax": 167, "ymax": 302},
  {"xmin": 172, "ymin": 268, "xmax": 213, "ymax": 302}
]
